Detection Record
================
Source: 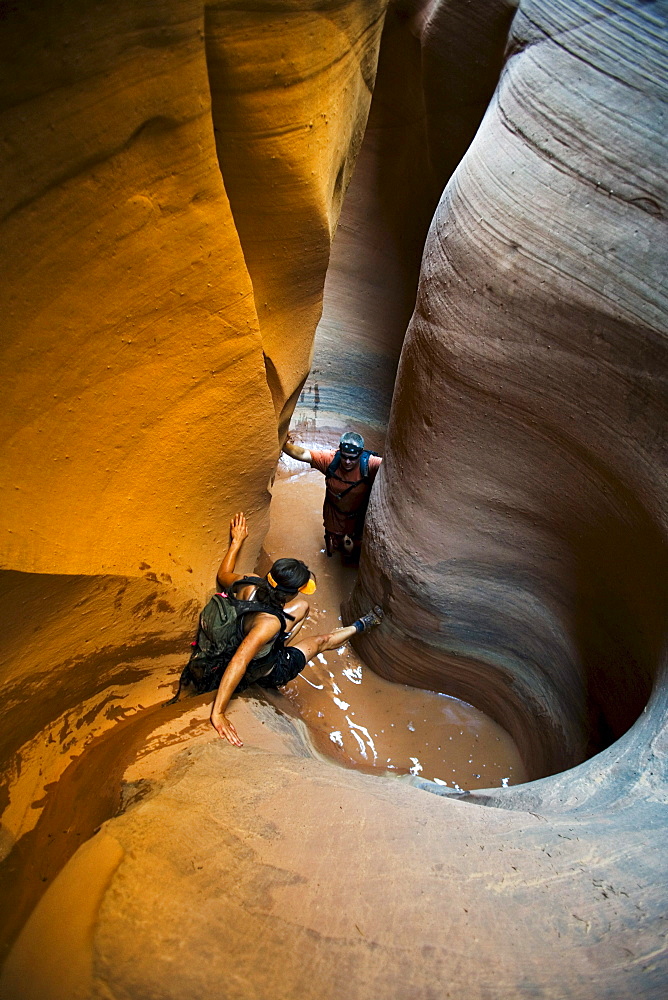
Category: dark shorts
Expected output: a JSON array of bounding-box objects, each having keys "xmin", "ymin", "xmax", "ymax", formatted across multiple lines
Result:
[
  {"xmin": 257, "ymin": 646, "xmax": 307, "ymax": 688},
  {"xmin": 236, "ymin": 645, "xmax": 307, "ymax": 692}
]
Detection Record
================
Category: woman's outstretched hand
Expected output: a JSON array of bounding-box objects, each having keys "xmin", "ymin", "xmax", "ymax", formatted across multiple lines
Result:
[
  {"xmin": 230, "ymin": 511, "xmax": 248, "ymax": 544},
  {"xmin": 210, "ymin": 709, "xmax": 243, "ymax": 747}
]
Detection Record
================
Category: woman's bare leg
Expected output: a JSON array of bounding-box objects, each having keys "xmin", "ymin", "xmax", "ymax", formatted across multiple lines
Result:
[
  {"xmin": 292, "ymin": 624, "xmax": 358, "ymax": 664},
  {"xmin": 293, "ymin": 606, "xmax": 384, "ymax": 664}
]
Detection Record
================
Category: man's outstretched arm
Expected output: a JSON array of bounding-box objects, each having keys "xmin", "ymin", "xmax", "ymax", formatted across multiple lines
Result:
[{"xmin": 282, "ymin": 436, "xmax": 312, "ymax": 464}]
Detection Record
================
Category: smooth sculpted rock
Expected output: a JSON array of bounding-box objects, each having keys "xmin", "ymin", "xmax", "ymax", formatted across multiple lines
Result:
[
  {"xmin": 352, "ymin": 0, "xmax": 668, "ymax": 780},
  {"xmin": 0, "ymin": 0, "xmax": 272, "ymax": 590},
  {"xmin": 3, "ymin": 704, "xmax": 666, "ymax": 1000},
  {"xmin": 0, "ymin": 0, "xmax": 387, "ymax": 590},
  {"xmin": 0, "ymin": 2, "xmax": 666, "ymax": 998},
  {"xmin": 205, "ymin": 0, "xmax": 387, "ymax": 434},
  {"xmin": 299, "ymin": 0, "xmax": 518, "ymax": 432},
  {"xmin": 0, "ymin": 0, "xmax": 389, "ymax": 970}
]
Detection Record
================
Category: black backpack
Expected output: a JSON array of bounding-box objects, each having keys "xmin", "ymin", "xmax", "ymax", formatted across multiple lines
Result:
[{"xmin": 166, "ymin": 577, "xmax": 289, "ymax": 704}]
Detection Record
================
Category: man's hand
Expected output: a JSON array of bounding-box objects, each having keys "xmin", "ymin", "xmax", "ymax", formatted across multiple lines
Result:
[
  {"xmin": 230, "ymin": 511, "xmax": 248, "ymax": 544},
  {"xmin": 210, "ymin": 709, "xmax": 243, "ymax": 747}
]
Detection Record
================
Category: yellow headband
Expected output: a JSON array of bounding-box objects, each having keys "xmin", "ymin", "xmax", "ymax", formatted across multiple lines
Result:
[{"xmin": 266, "ymin": 571, "xmax": 316, "ymax": 595}]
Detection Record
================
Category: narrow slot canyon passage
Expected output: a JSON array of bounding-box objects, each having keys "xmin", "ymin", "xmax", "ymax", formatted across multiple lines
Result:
[
  {"xmin": 0, "ymin": 448, "xmax": 525, "ymax": 972},
  {"xmin": 0, "ymin": 0, "xmax": 666, "ymax": 997}
]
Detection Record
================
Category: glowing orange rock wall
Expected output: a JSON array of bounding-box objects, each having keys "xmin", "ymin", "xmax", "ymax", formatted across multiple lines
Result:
[
  {"xmin": 0, "ymin": 0, "xmax": 386, "ymax": 592},
  {"xmin": 206, "ymin": 0, "xmax": 386, "ymax": 434}
]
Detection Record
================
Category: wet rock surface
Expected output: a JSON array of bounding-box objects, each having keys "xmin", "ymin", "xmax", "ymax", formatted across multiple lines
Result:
[{"xmin": 3, "ymin": 707, "xmax": 666, "ymax": 1000}]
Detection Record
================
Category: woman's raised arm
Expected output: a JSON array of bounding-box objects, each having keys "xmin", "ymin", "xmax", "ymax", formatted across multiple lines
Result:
[{"xmin": 216, "ymin": 512, "xmax": 249, "ymax": 590}]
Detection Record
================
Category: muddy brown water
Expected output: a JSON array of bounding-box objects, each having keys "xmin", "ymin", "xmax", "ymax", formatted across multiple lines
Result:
[{"xmin": 266, "ymin": 461, "xmax": 527, "ymax": 789}]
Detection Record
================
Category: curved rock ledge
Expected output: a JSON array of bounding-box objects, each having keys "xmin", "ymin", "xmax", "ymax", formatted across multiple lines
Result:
[{"xmin": 3, "ymin": 693, "xmax": 666, "ymax": 1000}]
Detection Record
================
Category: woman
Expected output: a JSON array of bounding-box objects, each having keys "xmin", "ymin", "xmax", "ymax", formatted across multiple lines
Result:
[{"xmin": 211, "ymin": 512, "xmax": 383, "ymax": 746}]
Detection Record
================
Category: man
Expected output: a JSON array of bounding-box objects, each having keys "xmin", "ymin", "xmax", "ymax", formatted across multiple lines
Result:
[{"xmin": 282, "ymin": 431, "xmax": 382, "ymax": 560}]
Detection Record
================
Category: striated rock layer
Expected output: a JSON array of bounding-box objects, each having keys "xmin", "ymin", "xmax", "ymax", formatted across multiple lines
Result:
[
  {"xmin": 352, "ymin": 0, "xmax": 668, "ymax": 780},
  {"xmin": 298, "ymin": 0, "xmax": 517, "ymax": 432},
  {"xmin": 1, "ymin": 0, "xmax": 667, "ymax": 997}
]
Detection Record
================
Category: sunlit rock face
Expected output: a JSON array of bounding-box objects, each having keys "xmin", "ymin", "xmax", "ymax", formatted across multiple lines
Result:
[
  {"xmin": 205, "ymin": 0, "xmax": 386, "ymax": 435},
  {"xmin": 0, "ymin": 0, "xmax": 388, "ymax": 970},
  {"xmin": 353, "ymin": 0, "xmax": 668, "ymax": 779},
  {"xmin": 0, "ymin": 0, "xmax": 384, "ymax": 591}
]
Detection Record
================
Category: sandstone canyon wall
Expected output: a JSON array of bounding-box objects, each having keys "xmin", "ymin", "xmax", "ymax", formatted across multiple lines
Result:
[
  {"xmin": 300, "ymin": 0, "xmax": 518, "ymax": 432},
  {"xmin": 1, "ymin": 0, "xmax": 667, "ymax": 998},
  {"xmin": 0, "ymin": 0, "xmax": 385, "ymax": 590},
  {"xmin": 353, "ymin": 0, "xmax": 668, "ymax": 781},
  {"xmin": 0, "ymin": 0, "xmax": 388, "ymax": 967}
]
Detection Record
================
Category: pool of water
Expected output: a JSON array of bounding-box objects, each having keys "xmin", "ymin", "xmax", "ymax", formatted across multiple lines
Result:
[{"xmin": 264, "ymin": 461, "xmax": 528, "ymax": 789}]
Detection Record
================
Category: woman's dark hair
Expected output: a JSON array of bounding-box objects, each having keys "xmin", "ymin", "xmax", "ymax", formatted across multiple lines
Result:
[{"xmin": 254, "ymin": 558, "xmax": 311, "ymax": 611}]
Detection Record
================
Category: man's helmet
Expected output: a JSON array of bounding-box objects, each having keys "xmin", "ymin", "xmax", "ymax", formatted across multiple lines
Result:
[{"xmin": 339, "ymin": 431, "xmax": 364, "ymax": 458}]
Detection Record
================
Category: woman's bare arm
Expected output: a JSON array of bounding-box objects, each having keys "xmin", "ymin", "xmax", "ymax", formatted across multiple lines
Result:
[
  {"xmin": 216, "ymin": 512, "xmax": 249, "ymax": 590},
  {"xmin": 210, "ymin": 615, "xmax": 280, "ymax": 746}
]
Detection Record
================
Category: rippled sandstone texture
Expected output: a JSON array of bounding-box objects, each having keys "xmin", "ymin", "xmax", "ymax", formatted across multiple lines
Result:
[
  {"xmin": 300, "ymin": 0, "xmax": 517, "ymax": 430},
  {"xmin": 353, "ymin": 0, "xmax": 668, "ymax": 781},
  {"xmin": 2, "ymin": 0, "xmax": 668, "ymax": 998}
]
